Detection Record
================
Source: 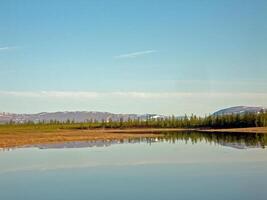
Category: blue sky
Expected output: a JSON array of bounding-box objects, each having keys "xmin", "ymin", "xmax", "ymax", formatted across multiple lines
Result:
[{"xmin": 0, "ymin": 0, "xmax": 267, "ymax": 115}]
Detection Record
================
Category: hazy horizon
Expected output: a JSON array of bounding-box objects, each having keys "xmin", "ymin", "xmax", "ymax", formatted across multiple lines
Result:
[
  {"xmin": 0, "ymin": 100, "xmax": 266, "ymax": 117},
  {"xmin": 1, "ymin": 0, "xmax": 267, "ymax": 115}
]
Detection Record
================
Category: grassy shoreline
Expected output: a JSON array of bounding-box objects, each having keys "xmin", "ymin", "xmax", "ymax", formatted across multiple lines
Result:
[
  {"xmin": 0, "ymin": 127, "xmax": 267, "ymax": 149},
  {"xmin": 0, "ymin": 128, "xmax": 186, "ymax": 148}
]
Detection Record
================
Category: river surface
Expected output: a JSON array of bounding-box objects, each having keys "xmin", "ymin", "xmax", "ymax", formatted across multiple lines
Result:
[{"xmin": 0, "ymin": 131, "xmax": 267, "ymax": 200}]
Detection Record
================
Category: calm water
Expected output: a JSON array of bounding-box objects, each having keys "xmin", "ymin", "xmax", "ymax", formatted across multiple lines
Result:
[{"xmin": 1, "ymin": 131, "xmax": 267, "ymax": 200}]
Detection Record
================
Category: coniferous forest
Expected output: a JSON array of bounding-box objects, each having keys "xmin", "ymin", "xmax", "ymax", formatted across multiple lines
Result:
[{"xmin": 3, "ymin": 111, "xmax": 267, "ymax": 130}]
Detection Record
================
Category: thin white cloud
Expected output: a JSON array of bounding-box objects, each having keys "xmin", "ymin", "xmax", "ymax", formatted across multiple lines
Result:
[
  {"xmin": 114, "ymin": 50, "xmax": 157, "ymax": 59},
  {"xmin": 0, "ymin": 91, "xmax": 100, "ymax": 99},
  {"xmin": 0, "ymin": 91, "xmax": 267, "ymax": 100},
  {"xmin": 0, "ymin": 91, "xmax": 266, "ymax": 115},
  {"xmin": 0, "ymin": 46, "xmax": 18, "ymax": 51}
]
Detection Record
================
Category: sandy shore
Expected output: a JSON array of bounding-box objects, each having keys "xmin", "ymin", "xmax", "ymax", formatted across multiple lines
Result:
[
  {"xmin": 0, "ymin": 128, "xmax": 186, "ymax": 148},
  {"xmin": 1, "ymin": 127, "xmax": 266, "ymax": 149}
]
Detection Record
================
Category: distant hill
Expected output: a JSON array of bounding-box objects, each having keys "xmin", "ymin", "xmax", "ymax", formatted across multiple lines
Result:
[
  {"xmin": 213, "ymin": 106, "xmax": 266, "ymax": 116},
  {"xmin": 0, "ymin": 111, "xmax": 167, "ymax": 124},
  {"xmin": 1, "ymin": 106, "xmax": 266, "ymax": 124}
]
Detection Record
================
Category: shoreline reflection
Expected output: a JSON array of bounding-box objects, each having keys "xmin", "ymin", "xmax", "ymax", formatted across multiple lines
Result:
[{"xmin": 27, "ymin": 131, "xmax": 267, "ymax": 150}]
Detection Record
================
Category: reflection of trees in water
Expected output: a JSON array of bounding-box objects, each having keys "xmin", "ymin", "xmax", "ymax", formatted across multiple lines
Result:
[
  {"xmin": 127, "ymin": 131, "xmax": 267, "ymax": 149},
  {"xmin": 3, "ymin": 131, "xmax": 266, "ymax": 150}
]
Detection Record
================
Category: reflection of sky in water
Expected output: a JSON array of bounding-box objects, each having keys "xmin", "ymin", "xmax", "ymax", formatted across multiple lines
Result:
[{"xmin": 1, "ymin": 138, "xmax": 267, "ymax": 200}]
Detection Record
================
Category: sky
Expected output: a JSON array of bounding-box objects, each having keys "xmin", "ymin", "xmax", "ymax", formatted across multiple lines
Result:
[{"xmin": 0, "ymin": 0, "xmax": 267, "ymax": 115}]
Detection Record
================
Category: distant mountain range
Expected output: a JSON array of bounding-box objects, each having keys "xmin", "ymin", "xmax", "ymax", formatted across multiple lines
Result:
[
  {"xmin": 213, "ymin": 106, "xmax": 266, "ymax": 116},
  {"xmin": 0, "ymin": 111, "xmax": 167, "ymax": 124},
  {"xmin": 0, "ymin": 106, "xmax": 266, "ymax": 124}
]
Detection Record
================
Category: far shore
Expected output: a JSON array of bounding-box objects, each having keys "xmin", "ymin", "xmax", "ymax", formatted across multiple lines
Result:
[
  {"xmin": 199, "ymin": 127, "xmax": 267, "ymax": 134},
  {"xmin": 0, "ymin": 127, "xmax": 267, "ymax": 149}
]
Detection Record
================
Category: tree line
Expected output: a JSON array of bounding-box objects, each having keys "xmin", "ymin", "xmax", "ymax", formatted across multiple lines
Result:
[{"xmin": 4, "ymin": 111, "xmax": 267, "ymax": 129}]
